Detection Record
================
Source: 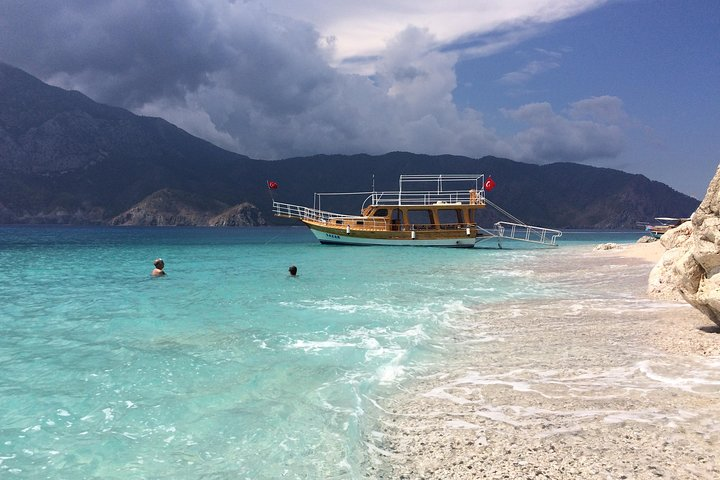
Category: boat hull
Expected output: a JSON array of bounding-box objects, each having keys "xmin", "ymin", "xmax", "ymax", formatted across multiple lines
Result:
[{"xmin": 307, "ymin": 223, "xmax": 478, "ymax": 247}]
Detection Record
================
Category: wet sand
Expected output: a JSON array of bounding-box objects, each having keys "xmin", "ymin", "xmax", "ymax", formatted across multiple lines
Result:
[
  {"xmin": 368, "ymin": 243, "xmax": 720, "ymax": 479},
  {"xmin": 606, "ymin": 239, "xmax": 666, "ymax": 262}
]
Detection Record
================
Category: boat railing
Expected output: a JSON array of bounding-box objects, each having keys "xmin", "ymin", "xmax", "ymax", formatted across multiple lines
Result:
[
  {"xmin": 274, "ymin": 201, "xmax": 343, "ymax": 222},
  {"xmin": 273, "ymin": 201, "xmax": 388, "ymax": 229},
  {"xmin": 364, "ymin": 190, "xmax": 485, "ymax": 209},
  {"xmin": 325, "ymin": 216, "xmax": 388, "ymax": 230},
  {"xmin": 390, "ymin": 222, "xmax": 477, "ymax": 231},
  {"xmin": 494, "ymin": 222, "xmax": 563, "ymax": 247}
]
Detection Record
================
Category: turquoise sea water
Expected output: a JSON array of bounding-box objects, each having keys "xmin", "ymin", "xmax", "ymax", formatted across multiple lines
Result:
[{"xmin": 0, "ymin": 227, "xmax": 645, "ymax": 478}]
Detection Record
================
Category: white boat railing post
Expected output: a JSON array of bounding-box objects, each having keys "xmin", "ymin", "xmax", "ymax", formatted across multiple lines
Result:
[{"xmin": 398, "ymin": 175, "xmax": 403, "ymax": 206}]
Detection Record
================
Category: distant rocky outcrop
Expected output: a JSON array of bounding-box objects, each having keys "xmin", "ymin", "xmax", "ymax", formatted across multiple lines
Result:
[
  {"xmin": 110, "ymin": 188, "xmax": 265, "ymax": 226},
  {"xmin": 111, "ymin": 188, "xmax": 227, "ymax": 226},
  {"xmin": 209, "ymin": 203, "xmax": 266, "ymax": 226},
  {"xmin": 649, "ymin": 164, "xmax": 720, "ymax": 326}
]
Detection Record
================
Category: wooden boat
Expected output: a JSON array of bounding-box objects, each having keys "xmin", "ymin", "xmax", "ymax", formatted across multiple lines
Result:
[
  {"xmin": 645, "ymin": 217, "xmax": 690, "ymax": 238},
  {"xmin": 272, "ymin": 174, "xmax": 561, "ymax": 248}
]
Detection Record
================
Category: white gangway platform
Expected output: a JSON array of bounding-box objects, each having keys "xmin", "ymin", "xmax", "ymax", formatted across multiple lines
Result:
[{"xmin": 491, "ymin": 222, "xmax": 562, "ymax": 247}]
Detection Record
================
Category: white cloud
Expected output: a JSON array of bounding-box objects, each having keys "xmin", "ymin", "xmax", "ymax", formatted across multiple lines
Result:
[
  {"xmin": 503, "ymin": 97, "xmax": 627, "ymax": 163},
  {"xmin": 261, "ymin": 0, "xmax": 608, "ymax": 70},
  {"xmin": 498, "ymin": 47, "xmax": 567, "ymax": 88},
  {"xmin": 568, "ymin": 95, "xmax": 631, "ymax": 124},
  {"xmin": 499, "ymin": 59, "xmax": 560, "ymax": 84}
]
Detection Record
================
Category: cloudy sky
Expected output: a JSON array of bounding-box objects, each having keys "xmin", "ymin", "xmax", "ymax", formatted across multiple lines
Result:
[{"xmin": 1, "ymin": 0, "xmax": 718, "ymax": 198}]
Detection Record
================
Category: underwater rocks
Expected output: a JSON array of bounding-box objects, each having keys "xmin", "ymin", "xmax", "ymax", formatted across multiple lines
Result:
[{"xmin": 649, "ymin": 164, "xmax": 720, "ymax": 326}]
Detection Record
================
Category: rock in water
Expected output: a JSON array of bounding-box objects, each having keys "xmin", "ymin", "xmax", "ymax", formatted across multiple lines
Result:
[
  {"xmin": 636, "ymin": 235, "xmax": 657, "ymax": 243},
  {"xmin": 594, "ymin": 242, "xmax": 621, "ymax": 250},
  {"xmin": 649, "ymin": 164, "xmax": 720, "ymax": 326}
]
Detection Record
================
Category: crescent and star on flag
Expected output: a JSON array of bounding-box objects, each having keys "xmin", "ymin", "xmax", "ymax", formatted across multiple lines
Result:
[{"xmin": 484, "ymin": 177, "xmax": 496, "ymax": 192}]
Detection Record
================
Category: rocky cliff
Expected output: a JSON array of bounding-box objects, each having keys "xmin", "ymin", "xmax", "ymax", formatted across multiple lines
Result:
[
  {"xmin": 209, "ymin": 203, "xmax": 266, "ymax": 227},
  {"xmin": 649, "ymin": 164, "xmax": 720, "ymax": 326},
  {"xmin": 110, "ymin": 189, "xmax": 265, "ymax": 226}
]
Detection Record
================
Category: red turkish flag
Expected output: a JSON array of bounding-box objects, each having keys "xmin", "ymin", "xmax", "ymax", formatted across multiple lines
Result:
[
  {"xmin": 484, "ymin": 177, "xmax": 496, "ymax": 192},
  {"xmin": 267, "ymin": 180, "xmax": 279, "ymax": 189}
]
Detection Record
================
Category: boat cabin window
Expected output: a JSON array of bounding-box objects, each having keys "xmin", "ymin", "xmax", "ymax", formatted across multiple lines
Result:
[
  {"xmin": 390, "ymin": 209, "xmax": 404, "ymax": 229},
  {"xmin": 373, "ymin": 208, "xmax": 388, "ymax": 217},
  {"xmin": 437, "ymin": 209, "xmax": 463, "ymax": 225},
  {"xmin": 407, "ymin": 210, "xmax": 432, "ymax": 227}
]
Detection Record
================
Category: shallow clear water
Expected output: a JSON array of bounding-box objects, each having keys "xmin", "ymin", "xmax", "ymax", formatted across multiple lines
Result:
[{"xmin": 0, "ymin": 227, "xmax": 653, "ymax": 478}]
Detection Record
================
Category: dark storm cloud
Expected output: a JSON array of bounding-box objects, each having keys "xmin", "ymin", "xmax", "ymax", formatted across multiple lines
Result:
[
  {"xmin": 0, "ymin": 0, "xmax": 631, "ymax": 163},
  {"xmin": 0, "ymin": 0, "xmax": 232, "ymax": 107}
]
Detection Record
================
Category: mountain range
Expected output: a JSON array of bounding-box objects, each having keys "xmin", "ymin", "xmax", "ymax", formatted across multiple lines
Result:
[{"xmin": 0, "ymin": 62, "xmax": 699, "ymax": 229}]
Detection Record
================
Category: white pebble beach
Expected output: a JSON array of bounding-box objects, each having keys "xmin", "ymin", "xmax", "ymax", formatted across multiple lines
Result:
[{"xmin": 368, "ymin": 241, "xmax": 720, "ymax": 479}]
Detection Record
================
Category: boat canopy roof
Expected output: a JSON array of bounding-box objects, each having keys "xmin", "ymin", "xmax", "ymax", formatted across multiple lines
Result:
[
  {"xmin": 312, "ymin": 174, "xmax": 488, "ymax": 210},
  {"xmin": 369, "ymin": 174, "xmax": 487, "ymax": 208}
]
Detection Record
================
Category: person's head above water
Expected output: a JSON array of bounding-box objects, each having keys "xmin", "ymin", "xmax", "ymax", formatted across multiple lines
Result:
[
  {"xmin": 152, "ymin": 258, "xmax": 166, "ymax": 276},
  {"xmin": 288, "ymin": 265, "xmax": 297, "ymax": 276}
]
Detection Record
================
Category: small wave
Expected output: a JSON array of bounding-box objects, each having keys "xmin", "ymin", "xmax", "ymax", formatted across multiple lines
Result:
[
  {"xmin": 290, "ymin": 339, "xmax": 356, "ymax": 352},
  {"xmin": 638, "ymin": 360, "xmax": 720, "ymax": 393}
]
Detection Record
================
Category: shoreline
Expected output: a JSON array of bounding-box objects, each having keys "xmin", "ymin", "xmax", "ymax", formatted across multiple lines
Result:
[
  {"xmin": 598, "ymin": 239, "xmax": 666, "ymax": 263},
  {"xmin": 371, "ymin": 242, "xmax": 720, "ymax": 479},
  {"xmin": 598, "ymin": 240, "xmax": 720, "ymax": 357}
]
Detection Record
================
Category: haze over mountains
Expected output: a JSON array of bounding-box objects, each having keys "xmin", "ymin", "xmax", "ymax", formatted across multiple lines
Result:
[{"xmin": 0, "ymin": 62, "xmax": 699, "ymax": 229}]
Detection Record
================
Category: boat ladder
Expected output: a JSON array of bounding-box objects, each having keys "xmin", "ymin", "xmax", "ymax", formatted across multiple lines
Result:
[{"xmin": 493, "ymin": 221, "xmax": 562, "ymax": 247}]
